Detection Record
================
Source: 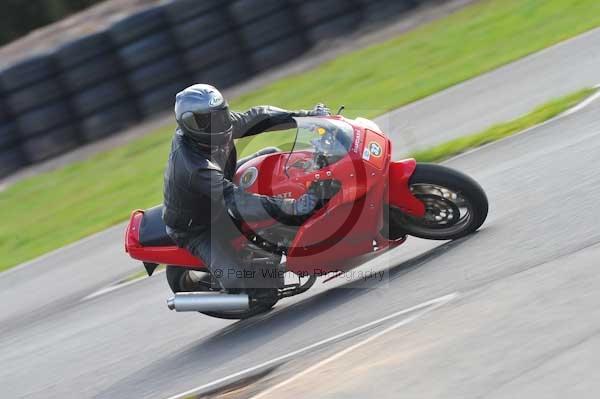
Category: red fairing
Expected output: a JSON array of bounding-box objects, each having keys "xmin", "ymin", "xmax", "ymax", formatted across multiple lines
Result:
[
  {"xmin": 274, "ymin": 125, "xmax": 388, "ymax": 274},
  {"xmin": 124, "ymin": 115, "xmax": 426, "ymax": 276},
  {"xmin": 387, "ymin": 159, "xmax": 426, "ymax": 217},
  {"xmin": 125, "ymin": 210, "xmax": 206, "ymax": 269},
  {"xmin": 129, "ymin": 244, "xmax": 204, "ymax": 268},
  {"xmin": 124, "ymin": 210, "xmax": 143, "ymax": 252}
]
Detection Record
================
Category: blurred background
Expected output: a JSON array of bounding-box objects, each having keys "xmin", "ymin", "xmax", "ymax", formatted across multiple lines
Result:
[
  {"xmin": 4, "ymin": 1, "xmax": 600, "ymax": 398},
  {"xmin": 2, "ymin": 0, "xmax": 600, "ymax": 280},
  {"xmin": 0, "ymin": 0, "xmax": 438, "ymax": 178}
]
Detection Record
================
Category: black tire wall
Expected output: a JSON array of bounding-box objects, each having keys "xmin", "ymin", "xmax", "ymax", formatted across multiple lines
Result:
[
  {"xmin": 0, "ymin": 90, "xmax": 26, "ymax": 177},
  {"xmin": 0, "ymin": 0, "xmax": 445, "ymax": 177}
]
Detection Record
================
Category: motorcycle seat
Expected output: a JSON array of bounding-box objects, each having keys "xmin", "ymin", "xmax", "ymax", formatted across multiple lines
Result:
[{"xmin": 139, "ymin": 205, "xmax": 175, "ymax": 247}]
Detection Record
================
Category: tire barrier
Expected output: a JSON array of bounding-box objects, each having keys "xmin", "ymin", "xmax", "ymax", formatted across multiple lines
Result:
[
  {"xmin": 111, "ymin": 5, "xmax": 189, "ymax": 125},
  {"xmin": 235, "ymin": 7, "xmax": 300, "ymax": 49},
  {"xmin": 229, "ymin": 0, "xmax": 309, "ymax": 73},
  {"xmin": 0, "ymin": 52, "xmax": 80, "ymax": 167},
  {"xmin": 55, "ymin": 31, "xmax": 114, "ymax": 70},
  {"xmin": 60, "ymin": 54, "xmax": 122, "ymax": 92},
  {"xmin": 0, "ymin": 147, "xmax": 26, "ymax": 177},
  {"xmin": 304, "ymin": 11, "xmax": 362, "ymax": 43},
  {"xmin": 0, "ymin": 90, "xmax": 26, "ymax": 177},
  {"xmin": 58, "ymin": 30, "xmax": 136, "ymax": 143},
  {"xmin": 118, "ymin": 32, "xmax": 176, "ymax": 70},
  {"xmin": 16, "ymin": 101, "xmax": 71, "ymax": 136},
  {"xmin": 170, "ymin": 9, "xmax": 232, "ymax": 50},
  {"xmin": 72, "ymin": 79, "xmax": 130, "ymax": 116},
  {"xmin": 355, "ymin": 0, "xmax": 419, "ymax": 22},
  {"xmin": 20, "ymin": 124, "xmax": 80, "ymax": 163},
  {"xmin": 128, "ymin": 58, "xmax": 186, "ymax": 94},
  {"xmin": 0, "ymin": 55, "xmax": 64, "ymax": 150},
  {"xmin": 168, "ymin": 0, "xmax": 239, "ymax": 89},
  {"xmin": 163, "ymin": 0, "xmax": 223, "ymax": 23},
  {"xmin": 249, "ymin": 35, "xmax": 307, "ymax": 72},
  {"xmin": 108, "ymin": 6, "xmax": 167, "ymax": 47},
  {"xmin": 0, "ymin": 0, "xmax": 447, "ymax": 177},
  {"xmin": 228, "ymin": 0, "xmax": 283, "ymax": 25},
  {"xmin": 14, "ymin": 99, "xmax": 81, "ymax": 163},
  {"xmin": 0, "ymin": 96, "xmax": 7, "ymax": 124},
  {"xmin": 0, "ymin": 54, "xmax": 56, "ymax": 92},
  {"xmin": 0, "ymin": 121, "xmax": 19, "ymax": 149},
  {"xmin": 193, "ymin": 58, "xmax": 251, "ymax": 91},
  {"xmin": 293, "ymin": 0, "xmax": 350, "ymax": 27},
  {"xmin": 292, "ymin": 0, "xmax": 363, "ymax": 44},
  {"xmin": 5, "ymin": 78, "xmax": 64, "ymax": 114},
  {"xmin": 182, "ymin": 33, "xmax": 246, "ymax": 73},
  {"xmin": 80, "ymin": 101, "xmax": 138, "ymax": 142},
  {"xmin": 137, "ymin": 80, "xmax": 189, "ymax": 117}
]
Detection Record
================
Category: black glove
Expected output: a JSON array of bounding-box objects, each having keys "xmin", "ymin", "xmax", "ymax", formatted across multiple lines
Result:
[
  {"xmin": 307, "ymin": 103, "xmax": 330, "ymax": 117},
  {"xmin": 280, "ymin": 193, "xmax": 319, "ymax": 216}
]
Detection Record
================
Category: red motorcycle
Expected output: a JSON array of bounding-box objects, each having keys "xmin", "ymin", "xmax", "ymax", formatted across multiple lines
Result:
[{"xmin": 125, "ymin": 115, "xmax": 488, "ymax": 319}]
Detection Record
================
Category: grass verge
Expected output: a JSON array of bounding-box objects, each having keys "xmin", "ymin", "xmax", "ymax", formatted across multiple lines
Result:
[
  {"xmin": 2, "ymin": 0, "xmax": 600, "ymax": 271},
  {"xmin": 411, "ymin": 88, "xmax": 595, "ymax": 162}
]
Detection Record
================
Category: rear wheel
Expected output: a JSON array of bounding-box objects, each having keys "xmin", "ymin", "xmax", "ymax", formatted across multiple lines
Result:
[
  {"xmin": 165, "ymin": 266, "xmax": 278, "ymax": 319},
  {"xmin": 389, "ymin": 163, "xmax": 488, "ymax": 240}
]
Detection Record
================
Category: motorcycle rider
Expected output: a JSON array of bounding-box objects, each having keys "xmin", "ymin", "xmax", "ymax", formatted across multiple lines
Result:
[{"xmin": 163, "ymin": 83, "xmax": 329, "ymax": 294}]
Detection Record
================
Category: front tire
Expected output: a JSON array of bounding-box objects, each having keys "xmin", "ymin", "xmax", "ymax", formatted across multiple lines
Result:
[
  {"xmin": 390, "ymin": 163, "xmax": 488, "ymax": 240},
  {"xmin": 166, "ymin": 266, "xmax": 278, "ymax": 320}
]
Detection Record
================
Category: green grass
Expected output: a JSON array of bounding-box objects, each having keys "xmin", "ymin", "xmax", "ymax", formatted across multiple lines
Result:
[
  {"xmin": 2, "ymin": 0, "xmax": 600, "ymax": 271},
  {"xmin": 232, "ymin": 0, "xmax": 600, "ymax": 117},
  {"xmin": 411, "ymin": 88, "xmax": 595, "ymax": 162}
]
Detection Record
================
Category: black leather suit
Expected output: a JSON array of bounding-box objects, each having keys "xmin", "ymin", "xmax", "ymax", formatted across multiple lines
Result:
[{"xmin": 163, "ymin": 106, "xmax": 307, "ymax": 290}]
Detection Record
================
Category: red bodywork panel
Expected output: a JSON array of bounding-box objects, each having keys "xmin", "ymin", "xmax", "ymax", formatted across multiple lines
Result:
[
  {"xmin": 124, "ymin": 116, "xmax": 426, "ymax": 276},
  {"xmin": 387, "ymin": 159, "xmax": 426, "ymax": 217},
  {"xmin": 125, "ymin": 210, "xmax": 206, "ymax": 269}
]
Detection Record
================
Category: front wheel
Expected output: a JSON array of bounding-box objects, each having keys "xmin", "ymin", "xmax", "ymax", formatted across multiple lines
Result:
[{"xmin": 389, "ymin": 163, "xmax": 488, "ymax": 240}]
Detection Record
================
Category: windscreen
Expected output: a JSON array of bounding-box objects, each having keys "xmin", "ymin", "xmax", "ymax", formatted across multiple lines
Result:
[{"xmin": 286, "ymin": 117, "xmax": 354, "ymax": 171}]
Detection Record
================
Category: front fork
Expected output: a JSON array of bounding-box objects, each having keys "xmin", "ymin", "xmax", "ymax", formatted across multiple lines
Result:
[{"xmin": 387, "ymin": 159, "xmax": 426, "ymax": 217}]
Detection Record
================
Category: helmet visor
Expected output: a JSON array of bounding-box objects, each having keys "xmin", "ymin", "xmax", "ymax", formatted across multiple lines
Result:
[{"xmin": 180, "ymin": 108, "xmax": 232, "ymax": 135}]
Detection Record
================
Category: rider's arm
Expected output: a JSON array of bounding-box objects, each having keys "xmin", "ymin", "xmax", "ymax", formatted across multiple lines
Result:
[
  {"xmin": 191, "ymin": 166, "xmax": 289, "ymax": 222},
  {"xmin": 230, "ymin": 106, "xmax": 309, "ymax": 139},
  {"xmin": 191, "ymin": 168, "xmax": 316, "ymax": 223},
  {"xmin": 222, "ymin": 177, "xmax": 318, "ymax": 222}
]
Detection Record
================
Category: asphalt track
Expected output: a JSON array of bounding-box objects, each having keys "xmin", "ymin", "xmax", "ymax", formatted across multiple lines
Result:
[
  {"xmin": 2, "ymin": 28, "xmax": 600, "ymax": 398},
  {"xmin": 379, "ymin": 26, "xmax": 600, "ymax": 154}
]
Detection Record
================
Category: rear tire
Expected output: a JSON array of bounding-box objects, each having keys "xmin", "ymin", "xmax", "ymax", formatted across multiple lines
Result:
[
  {"xmin": 166, "ymin": 266, "xmax": 278, "ymax": 320},
  {"xmin": 390, "ymin": 163, "xmax": 488, "ymax": 240}
]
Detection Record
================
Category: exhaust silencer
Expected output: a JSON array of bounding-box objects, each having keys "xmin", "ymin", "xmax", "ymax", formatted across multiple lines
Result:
[{"xmin": 167, "ymin": 292, "xmax": 250, "ymax": 312}]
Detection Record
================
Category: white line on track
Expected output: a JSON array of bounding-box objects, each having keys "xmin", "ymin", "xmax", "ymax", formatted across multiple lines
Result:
[
  {"xmin": 560, "ymin": 84, "xmax": 600, "ymax": 117},
  {"xmin": 166, "ymin": 292, "xmax": 459, "ymax": 399},
  {"xmin": 81, "ymin": 269, "xmax": 166, "ymax": 301}
]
